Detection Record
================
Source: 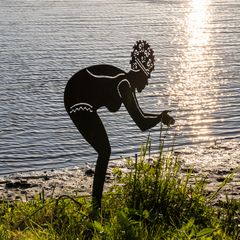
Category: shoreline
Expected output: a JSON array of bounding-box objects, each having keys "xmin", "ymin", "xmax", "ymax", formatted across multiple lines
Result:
[{"xmin": 0, "ymin": 139, "xmax": 239, "ymax": 203}]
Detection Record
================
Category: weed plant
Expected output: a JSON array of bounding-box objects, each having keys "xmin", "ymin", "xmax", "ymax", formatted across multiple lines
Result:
[{"xmin": 0, "ymin": 130, "xmax": 239, "ymax": 239}]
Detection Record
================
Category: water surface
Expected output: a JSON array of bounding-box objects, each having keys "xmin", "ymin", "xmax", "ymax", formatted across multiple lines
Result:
[{"xmin": 0, "ymin": 0, "xmax": 239, "ymax": 175}]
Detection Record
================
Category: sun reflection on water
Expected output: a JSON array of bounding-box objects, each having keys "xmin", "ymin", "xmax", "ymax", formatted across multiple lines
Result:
[
  {"xmin": 168, "ymin": 0, "xmax": 220, "ymax": 143},
  {"xmin": 188, "ymin": 0, "xmax": 210, "ymax": 46}
]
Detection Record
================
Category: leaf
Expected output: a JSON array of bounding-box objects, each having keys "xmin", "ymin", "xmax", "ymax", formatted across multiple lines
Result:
[
  {"xmin": 117, "ymin": 211, "xmax": 129, "ymax": 227},
  {"xmin": 196, "ymin": 228, "xmax": 215, "ymax": 237},
  {"xmin": 143, "ymin": 210, "xmax": 149, "ymax": 219},
  {"xmin": 93, "ymin": 220, "xmax": 104, "ymax": 233}
]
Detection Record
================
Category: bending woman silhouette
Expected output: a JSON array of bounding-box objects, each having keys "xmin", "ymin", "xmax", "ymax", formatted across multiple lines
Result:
[{"xmin": 64, "ymin": 40, "xmax": 175, "ymax": 209}]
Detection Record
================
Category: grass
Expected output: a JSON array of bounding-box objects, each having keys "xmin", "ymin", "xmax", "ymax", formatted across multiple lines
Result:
[{"xmin": 0, "ymin": 133, "xmax": 239, "ymax": 239}]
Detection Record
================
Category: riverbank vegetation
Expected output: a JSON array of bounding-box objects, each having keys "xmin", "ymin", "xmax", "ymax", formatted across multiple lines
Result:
[{"xmin": 0, "ymin": 137, "xmax": 239, "ymax": 239}]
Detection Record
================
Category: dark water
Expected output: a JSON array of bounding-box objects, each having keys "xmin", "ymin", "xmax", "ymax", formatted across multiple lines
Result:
[{"xmin": 0, "ymin": 0, "xmax": 239, "ymax": 175}]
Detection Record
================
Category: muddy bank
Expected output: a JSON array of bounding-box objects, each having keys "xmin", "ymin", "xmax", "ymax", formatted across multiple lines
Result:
[
  {"xmin": 176, "ymin": 139, "xmax": 240, "ymax": 202},
  {"xmin": 0, "ymin": 139, "xmax": 239, "ymax": 203},
  {"xmin": 0, "ymin": 161, "xmax": 125, "ymax": 203}
]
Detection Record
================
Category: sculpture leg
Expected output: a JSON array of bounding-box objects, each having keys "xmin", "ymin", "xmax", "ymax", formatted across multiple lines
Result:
[
  {"xmin": 70, "ymin": 111, "xmax": 111, "ymax": 210},
  {"xmin": 92, "ymin": 147, "xmax": 111, "ymax": 209}
]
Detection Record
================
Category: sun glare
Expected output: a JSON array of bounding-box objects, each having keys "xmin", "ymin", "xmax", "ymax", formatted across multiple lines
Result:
[{"xmin": 187, "ymin": 0, "xmax": 210, "ymax": 47}]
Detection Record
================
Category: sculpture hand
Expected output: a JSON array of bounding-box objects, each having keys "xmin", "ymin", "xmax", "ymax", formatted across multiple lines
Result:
[{"xmin": 160, "ymin": 110, "xmax": 175, "ymax": 126}]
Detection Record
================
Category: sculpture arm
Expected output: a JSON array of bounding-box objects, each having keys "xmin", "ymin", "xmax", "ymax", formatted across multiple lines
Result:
[{"xmin": 118, "ymin": 80, "xmax": 164, "ymax": 131}]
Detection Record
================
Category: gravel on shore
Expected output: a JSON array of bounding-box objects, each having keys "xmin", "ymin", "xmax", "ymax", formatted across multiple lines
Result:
[{"xmin": 0, "ymin": 139, "xmax": 239, "ymax": 203}]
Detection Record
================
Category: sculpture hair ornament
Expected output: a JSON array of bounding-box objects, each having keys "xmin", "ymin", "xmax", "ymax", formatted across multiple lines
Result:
[{"xmin": 130, "ymin": 40, "xmax": 155, "ymax": 77}]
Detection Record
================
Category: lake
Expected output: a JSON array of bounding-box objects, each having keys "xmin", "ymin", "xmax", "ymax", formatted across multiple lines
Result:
[{"xmin": 0, "ymin": 0, "xmax": 239, "ymax": 175}]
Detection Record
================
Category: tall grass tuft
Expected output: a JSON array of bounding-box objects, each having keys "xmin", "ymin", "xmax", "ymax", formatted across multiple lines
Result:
[{"xmin": 108, "ymin": 129, "xmax": 239, "ymax": 239}]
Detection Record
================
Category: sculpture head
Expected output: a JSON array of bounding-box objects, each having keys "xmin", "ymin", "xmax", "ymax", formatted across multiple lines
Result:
[{"xmin": 128, "ymin": 69, "xmax": 148, "ymax": 92}]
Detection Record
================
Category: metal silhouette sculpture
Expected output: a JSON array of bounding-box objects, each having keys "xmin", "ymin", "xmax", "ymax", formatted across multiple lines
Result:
[{"xmin": 64, "ymin": 40, "xmax": 175, "ymax": 209}]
